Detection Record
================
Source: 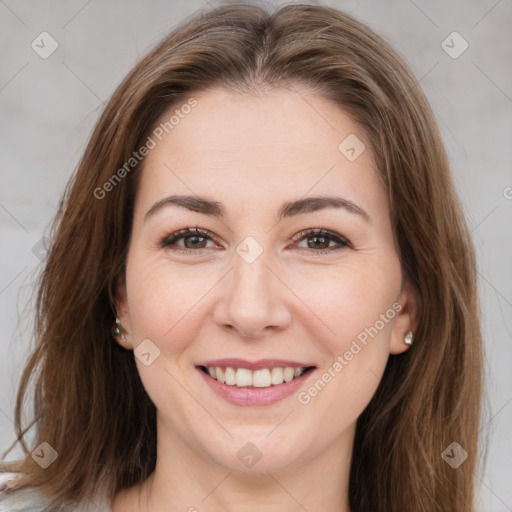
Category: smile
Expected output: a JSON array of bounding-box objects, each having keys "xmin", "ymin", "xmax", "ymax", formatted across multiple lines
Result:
[
  {"xmin": 198, "ymin": 365, "xmax": 315, "ymax": 388},
  {"xmin": 196, "ymin": 359, "xmax": 317, "ymax": 406}
]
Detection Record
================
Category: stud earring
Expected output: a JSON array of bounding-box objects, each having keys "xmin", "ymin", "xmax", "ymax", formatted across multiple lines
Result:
[
  {"xmin": 404, "ymin": 330, "xmax": 413, "ymax": 345},
  {"xmin": 112, "ymin": 317, "xmax": 127, "ymax": 344}
]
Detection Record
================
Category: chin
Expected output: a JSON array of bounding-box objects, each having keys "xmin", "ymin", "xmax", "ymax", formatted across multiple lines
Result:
[{"xmin": 195, "ymin": 428, "xmax": 311, "ymax": 474}]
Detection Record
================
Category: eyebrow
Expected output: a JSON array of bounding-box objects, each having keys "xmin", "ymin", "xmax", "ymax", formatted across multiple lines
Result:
[{"xmin": 144, "ymin": 194, "xmax": 370, "ymax": 223}]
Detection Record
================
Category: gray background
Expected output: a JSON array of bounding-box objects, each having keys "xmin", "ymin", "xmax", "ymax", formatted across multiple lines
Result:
[{"xmin": 0, "ymin": 0, "xmax": 511, "ymax": 510}]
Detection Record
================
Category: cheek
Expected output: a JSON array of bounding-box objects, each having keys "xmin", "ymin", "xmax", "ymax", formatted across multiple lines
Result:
[
  {"xmin": 125, "ymin": 253, "xmax": 219, "ymax": 353},
  {"xmin": 293, "ymin": 258, "xmax": 401, "ymax": 423},
  {"xmin": 296, "ymin": 279, "xmax": 395, "ymax": 433},
  {"xmin": 124, "ymin": 256, "xmax": 212, "ymax": 427},
  {"xmin": 289, "ymin": 258, "xmax": 401, "ymax": 352}
]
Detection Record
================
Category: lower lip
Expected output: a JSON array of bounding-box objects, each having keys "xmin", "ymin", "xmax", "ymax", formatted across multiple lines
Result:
[{"xmin": 197, "ymin": 367, "xmax": 315, "ymax": 406}]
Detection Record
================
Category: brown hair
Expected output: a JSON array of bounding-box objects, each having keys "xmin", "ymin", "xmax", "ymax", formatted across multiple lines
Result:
[{"xmin": 1, "ymin": 2, "xmax": 484, "ymax": 511}]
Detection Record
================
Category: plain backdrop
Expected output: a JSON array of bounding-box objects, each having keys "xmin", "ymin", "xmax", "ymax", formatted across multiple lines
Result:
[{"xmin": 0, "ymin": 0, "xmax": 511, "ymax": 510}]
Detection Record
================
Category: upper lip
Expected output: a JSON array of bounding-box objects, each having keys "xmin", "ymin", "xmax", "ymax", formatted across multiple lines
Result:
[{"xmin": 196, "ymin": 358, "xmax": 316, "ymax": 370}]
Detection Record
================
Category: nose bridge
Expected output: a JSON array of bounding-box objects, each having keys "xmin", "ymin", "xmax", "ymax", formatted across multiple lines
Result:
[
  {"xmin": 232, "ymin": 247, "xmax": 271, "ymax": 301},
  {"xmin": 216, "ymin": 238, "xmax": 291, "ymax": 337}
]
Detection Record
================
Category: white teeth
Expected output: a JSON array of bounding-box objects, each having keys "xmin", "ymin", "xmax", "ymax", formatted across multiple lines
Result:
[
  {"xmin": 205, "ymin": 366, "xmax": 309, "ymax": 388},
  {"xmin": 224, "ymin": 367, "xmax": 236, "ymax": 386},
  {"xmin": 216, "ymin": 367, "xmax": 225, "ymax": 384},
  {"xmin": 253, "ymin": 369, "xmax": 271, "ymax": 387},
  {"xmin": 236, "ymin": 368, "xmax": 252, "ymax": 387},
  {"xmin": 271, "ymin": 367, "xmax": 284, "ymax": 384},
  {"xmin": 283, "ymin": 367, "xmax": 295, "ymax": 382}
]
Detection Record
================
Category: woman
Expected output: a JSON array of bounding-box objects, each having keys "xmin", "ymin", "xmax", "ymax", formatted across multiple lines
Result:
[{"xmin": 0, "ymin": 1, "xmax": 484, "ymax": 511}]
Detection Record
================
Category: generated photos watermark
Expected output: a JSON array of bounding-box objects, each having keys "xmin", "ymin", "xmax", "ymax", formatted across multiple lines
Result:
[
  {"xmin": 297, "ymin": 301, "xmax": 403, "ymax": 405},
  {"xmin": 93, "ymin": 96, "xmax": 197, "ymax": 200}
]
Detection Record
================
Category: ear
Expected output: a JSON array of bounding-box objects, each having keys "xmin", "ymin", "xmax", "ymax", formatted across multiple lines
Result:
[
  {"xmin": 389, "ymin": 277, "xmax": 420, "ymax": 355},
  {"xmin": 113, "ymin": 277, "xmax": 133, "ymax": 350}
]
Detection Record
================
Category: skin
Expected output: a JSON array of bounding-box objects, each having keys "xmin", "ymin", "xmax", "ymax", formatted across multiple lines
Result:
[{"xmin": 111, "ymin": 85, "xmax": 418, "ymax": 512}]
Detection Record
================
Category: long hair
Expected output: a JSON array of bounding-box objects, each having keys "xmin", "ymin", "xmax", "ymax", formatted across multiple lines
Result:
[{"xmin": 1, "ymin": 2, "xmax": 484, "ymax": 511}]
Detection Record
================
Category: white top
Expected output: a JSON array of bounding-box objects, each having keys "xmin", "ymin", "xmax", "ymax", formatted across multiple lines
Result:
[{"xmin": 0, "ymin": 472, "xmax": 112, "ymax": 511}]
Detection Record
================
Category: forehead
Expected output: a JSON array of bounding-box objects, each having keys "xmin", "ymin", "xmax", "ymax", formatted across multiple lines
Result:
[
  {"xmin": 156, "ymin": 85, "xmax": 362, "ymax": 154},
  {"xmin": 135, "ymin": 85, "xmax": 386, "ymax": 221}
]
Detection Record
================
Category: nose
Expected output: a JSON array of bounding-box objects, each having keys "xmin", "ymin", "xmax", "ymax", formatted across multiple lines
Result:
[{"xmin": 213, "ymin": 248, "xmax": 292, "ymax": 339}]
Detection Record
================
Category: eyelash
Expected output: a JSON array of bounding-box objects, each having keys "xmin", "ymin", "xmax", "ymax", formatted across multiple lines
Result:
[{"xmin": 159, "ymin": 226, "xmax": 352, "ymax": 256}]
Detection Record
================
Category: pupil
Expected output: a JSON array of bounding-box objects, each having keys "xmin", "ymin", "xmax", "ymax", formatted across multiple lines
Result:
[
  {"xmin": 309, "ymin": 235, "xmax": 328, "ymax": 249},
  {"xmin": 185, "ymin": 236, "xmax": 205, "ymax": 249}
]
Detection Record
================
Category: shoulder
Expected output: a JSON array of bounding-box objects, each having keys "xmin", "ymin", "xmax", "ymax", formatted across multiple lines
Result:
[
  {"xmin": 0, "ymin": 472, "xmax": 111, "ymax": 512},
  {"xmin": 0, "ymin": 471, "xmax": 48, "ymax": 511}
]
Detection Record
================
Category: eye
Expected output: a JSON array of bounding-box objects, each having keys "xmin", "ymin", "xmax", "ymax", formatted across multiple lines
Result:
[
  {"xmin": 159, "ymin": 226, "xmax": 351, "ymax": 256},
  {"xmin": 160, "ymin": 226, "xmax": 219, "ymax": 254},
  {"xmin": 291, "ymin": 228, "xmax": 352, "ymax": 255}
]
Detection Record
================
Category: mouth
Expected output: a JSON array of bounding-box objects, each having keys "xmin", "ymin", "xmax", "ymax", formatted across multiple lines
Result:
[
  {"xmin": 197, "ymin": 364, "xmax": 316, "ymax": 388},
  {"xmin": 195, "ymin": 358, "xmax": 317, "ymax": 406}
]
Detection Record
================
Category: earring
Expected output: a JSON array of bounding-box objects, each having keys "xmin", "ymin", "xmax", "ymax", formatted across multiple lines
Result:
[
  {"xmin": 404, "ymin": 330, "xmax": 414, "ymax": 345},
  {"xmin": 112, "ymin": 317, "xmax": 127, "ymax": 344}
]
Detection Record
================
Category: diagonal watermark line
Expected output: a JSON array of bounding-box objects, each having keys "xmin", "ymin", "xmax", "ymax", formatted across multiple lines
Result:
[
  {"xmin": 0, "ymin": 0, "xmax": 29, "ymax": 28},
  {"xmin": 202, "ymin": 0, "xmax": 215, "ymax": 10},
  {"xmin": 1, "ymin": 416, "xmax": 38, "ymax": 460},
  {"xmin": 418, "ymin": 61, "xmax": 439, "ymax": 84},
  {"xmin": 163, "ymin": 367, "xmax": 234, "ymax": 438},
  {"xmin": 477, "ymin": 269, "xmax": 512, "ymax": 309},
  {"xmin": 61, "ymin": 61, "xmax": 105, "ymax": 103},
  {"xmin": 408, "ymin": 0, "xmax": 439, "ymax": 28},
  {"xmin": 289, "ymin": 83, "xmax": 337, "ymax": 130},
  {"xmin": 265, "ymin": 409, "xmax": 294, "ymax": 438},
  {"xmin": 201, "ymin": 471, "xmax": 233, "ymax": 502},
  {"xmin": 403, "ymin": 61, "xmax": 439, "ymax": 100},
  {"xmin": 471, "ymin": 0, "xmax": 503, "ymax": 29},
  {"xmin": 0, "ymin": 408, "xmax": 18, "ymax": 461},
  {"xmin": 418, "ymin": 482, "xmax": 442, "ymax": 511},
  {"xmin": 70, "ymin": 103, "xmax": 103, "ymax": 134},
  {"xmin": 0, "ymin": 407, "xmax": 15, "ymax": 428},
  {"xmin": 164, "ymin": 267, "xmax": 234, "ymax": 337},
  {"xmin": 1, "ymin": 437, "xmax": 20, "ymax": 461},
  {"xmin": 470, "ymin": 204, "xmax": 499, "ymax": 234},
  {"xmin": 83, "ymin": 495, "xmax": 107, "ymax": 512},
  {"xmin": 420, "ymin": 482, "xmax": 443, "ymax": 510},
  {"xmin": 367, "ymin": 367, "xmax": 380, "ymax": 381},
  {"xmin": 0, "ymin": 202, "xmax": 29, "ymax": 232},
  {"xmin": 496, "ymin": 282, "xmax": 512, "ymax": 337},
  {"xmin": 0, "ymin": 62, "xmax": 29, "ymax": 93},
  {"xmin": 263, "ymin": 264, "xmax": 336, "ymax": 336},
  {"xmin": 266, "ymin": 471, "xmax": 310, "ymax": 511},
  {"xmin": 479, "ymin": 395, "xmax": 512, "ymax": 434},
  {"xmin": 449, "ymin": 204, "xmax": 499, "ymax": 275},
  {"xmin": 472, "ymin": 61, "xmax": 512, "ymax": 103},
  {"xmin": 0, "ymin": 266, "xmax": 28, "ymax": 296},
  {"xmin": 474, "ymin": 471, "xmax": 512, "ymax": 511},
  {"xmin": 61, "ymin": 0, "xmax": 92, "ymax": 29}
]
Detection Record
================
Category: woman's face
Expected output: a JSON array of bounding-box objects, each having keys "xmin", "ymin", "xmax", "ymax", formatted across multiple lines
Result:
[{"xmin": 117, "ymin": 85, "xmax": 417, "ymax": 474}]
